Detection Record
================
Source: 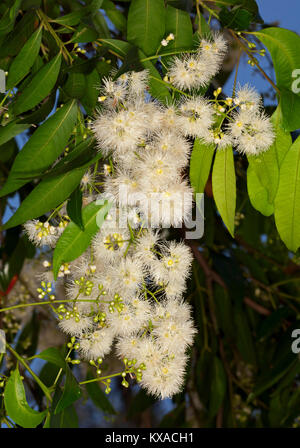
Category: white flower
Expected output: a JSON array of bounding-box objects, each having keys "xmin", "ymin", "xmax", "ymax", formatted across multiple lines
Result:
[
  {"xmin": 58, "ymin": 315, "xmax": 94, "ymax": 336},
  {"xmin": 151, "ymin": 241, "xmax": 193, "ymax": 287},
  {"xmin": 23, "ymin": 220, "xmax": 59, "ymax": 248},
  {"xmin": 228, "ymin": 109, "xmax": 274, "ymax": 155},
  {"xmin": 152, "ymin": 131, "xmax": 191, "ymax": 167},
  {"xmin": 111, "ymin": 257, "xmax": 145, "ymax": 298},
  {"xmin": 92, "ymin": 225, "xmax": 130, "ymax": 264},
  {"xmin": 234, "ymin": 84, "xmax": 261, "ymax": 112},
  {"xmin": 93, "ymin": 106, "xmax": 149, "ymax": 156},
  {"xmin": 134, "ymin": 337, "xmax": 187, "ymax": 399},
  {"xmin": 128, "ymin": 70, "xmax": 149, "ymax": 98},
  {"xmin": 116, "ymin": 335, "xmax": 142, "ymax": 360},
  {"xmin": 161, "ymin": 39, "xmax": 168, "ymax": 47},
  {"xmin": 139, "ymin": 180, "xmax": 193, "ymax": 228},
  {"xmin": 135, "ymin": 230, "xmax": 160, "ymax": 267},
  {"xmin": 178, "ymin": 97, "xmax": 215, "ymax": 140},
  {"xmin": 152, "ymin": 300, "xmax": 196, "ymax": 353},
  {"xmin": 106, "ymin": 297, "xmax": 151, "ymax": 336},
  {"xmin": 78, "ymin": 327, "xmax": 115, "ymax": 360}
]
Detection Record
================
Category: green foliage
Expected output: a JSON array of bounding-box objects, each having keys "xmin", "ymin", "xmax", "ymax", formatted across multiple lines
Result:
[{"xmin": 0, "ymin": 0, "xmax": 300, "ymax": 430}]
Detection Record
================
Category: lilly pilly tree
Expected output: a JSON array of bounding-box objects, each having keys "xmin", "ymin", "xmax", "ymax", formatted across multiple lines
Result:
[{"xmin": 0, "ymin": 0, "xmax": 300, "ymax": 429}]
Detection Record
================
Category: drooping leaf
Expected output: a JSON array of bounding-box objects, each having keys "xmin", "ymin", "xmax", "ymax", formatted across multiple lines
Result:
[
  {"xmin": 54, "ymin": 366, "xmax": 81, "ymax": 414},
  {"xmin": 67, "ymin": 185, "xmax": 84, "ymax": 230},
  {"xmin": 2, "ymin": 162, "xmax": 86, "ymax": 229},
  {"xmin": 190, "ymin": 139, "xmax": 215, "ymax": 195},
  {"xmin": 102, "ymin": 0, "xmax": 127, "ymax": 34},
  {"xmin": 35, "ymin": 347, "xmax": 67, "ymax": 370},
  {"xmin": 127, "ymin": 0, "xmax": 165, "ymax": 56},
  {"xmin": 274, "ymin": 135, "xmax": 300, "ymax": 252},
  {"xmin": 0, "ymin": 121, "xmax": 30, "ymax": 146},
  {"xmin": 247, "ymin": 165, "xmax": 274, "ymax": 216},
  {"xmin": 6, "ymin": 26, "xmax": 43, "ymax": 90},
  {"xmin": 4, "ymin": 368, "xmax": 47, "ymax": 428},
  {"xmin": 52, "ymin": 200, "xmax": 112, "ymax": 279},
  {"xmin": 13, "ymin": 53, "xmax": 62, "ymax": 115},
  {"xmin": 0, "ymin": 100, "xmax": 77, "ymax": 197},
  {"xmin": 212, "ymin": 146, "xmax": 236, "ymax": 237}
]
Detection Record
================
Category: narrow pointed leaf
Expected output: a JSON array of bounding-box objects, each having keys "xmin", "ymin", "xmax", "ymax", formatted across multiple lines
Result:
[
  {"xmin": 0, "ymin": 100, "xmax": 77, "ymax": 197},
  {"xmin": 190, "ymin": 139, "xmax": 215, "ymax": 195},
  {"xmin": 212, "ymin": 146, "xmax": 236, "ymax": 237},
  {"xmin": 52, "ymin": 200, "xmax": 112, "ymax": 279},
  {"xmin": 6, "ymin": 26, "xmax": 43, "ymax": 90},
  {"xmin": 13, "ymin": 53, "xmax": 62, "ymax": 115}
]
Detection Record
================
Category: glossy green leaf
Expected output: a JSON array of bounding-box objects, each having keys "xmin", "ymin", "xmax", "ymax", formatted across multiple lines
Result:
[
  {"xmin": 0, "ymin": 121, "xmax": 30, "ymax": 146},
  {"xmin": 81, "ymin": 69, "xmax": 99, "ymax": 114},
  {"xmin": 34, "ymin": 347, "xmax": 67, "ymax": 370},
  {"xmin": 50, "ymin": 386, "xmax": 79, "ymax": 428},
  {"xmin": 280, "ymin": 89, "xmax": 300, "ymax": 132},
  {"xmin": 102, "ymin": 0, "xmax": 127, "ymax": 33},
  {"xmin": 71, "ymin": 23, "xmax": 98, "ymax": 43},
  {"xmin": 0, "ymin": 100, "xmax": 77, "ymax": 197},
  {"xmin": 2, "ymin": 162, "xmax": 86, "ymax": 229},
  {"xmin": 4, "ymin": 368, "xmax": 47, "ymax": 428},
  {"xmin": 100, "ymin": 38, "xmax": 133, "ymax": 57},
  {"xmin": 247, "ymin": 165, "xmax": 274, "ymax": 216},
  {"xmin": 247, "ymin": 108, "xmax": 292, "ymax": 210},
  {"xmin": 254, "ymin": 27, "xmax": 300, "ymax": 130},
  {"xmin": 164, "ymin": 5, "xmax": 193, "ymax": 51},
  {"xmin": 0, "ymin": 0, "xmax": 22, "ymax": 37},
  {"xmin": 190, "ymin": 139, "xmax": 215, "ymax": 195},
  {"xmin": 52, "ymin": 200, "xmax": 112, "ymax": 279},
  {"xmin": 13, "ymin": 53, "xmax": 62, "ymax": 115},
  {"xmin": 6, "ymin": 26, "xmax": 43, "ymax": 90},
  {"xmin": 51, "ymin": 10, "xmax": 86, "ymax": 26},
  {"xmin": 274, "ymin": 135, "xmax": 300, "ymax": 252},
  {"xmin": 67, "ymin": 185, "xmax": 84, "ymax": 230},
  {"xmin": 212, "ymin": 146, "xmax": 236, "ymax": 237},
  {"xmin": 55, "ymin": 366, "xmax": 81, "ymax": 414},
  {"xmin": 64, "ymin": 72, "xmax": 86, "ymax": 99},
  {"xmin": 127, "ymin": 0, "xmax": 165, "ymax": 56}
]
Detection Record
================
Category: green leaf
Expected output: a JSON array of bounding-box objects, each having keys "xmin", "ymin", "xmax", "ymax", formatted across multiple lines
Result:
[
  {"xmin": 50, "ymin": 386, "xmax": 79, "ymax": 428},
  {"xmin": 102, "ymin": 0, "xmax": 127, "ymax": 34},
  {"xmin": 67, "ymin": 186, "xmax": 84, "ymax": 230},
  {"xmin": 254, "ymin": 27, "xmax": 300, "ymax": 130},
  {"xmin": 2, "ymin": 162, "xmax": 86, "ymax": 229},
  {"xmin": 208, "ymin": 357, "xmax": 227, "ymax": 418},
  {"xmin": 127, "ymin": 0, "xmax": 165, "ymax": 56},
  {"xmin": 140, "ymin": 51, "xmax": 171, "ymax": 103},
  {"xmin": 164, "ymin": 5, "xmax": 193, "ymax": 51},
  {"xmin": 15, "ymin": 310, "xmax": 40, "ymax": 358},
  {"xmin": 280, "ymin": 89, "xmax": 300, "ymax": 132},
  {"xmin": 63, "ymin": 72, "xmax": 86, "ymax": 99},
  {"xmin": 212, "ymin": 146, "xmax": 236, "ymax": 237},
  {"xmin": 274, "ymin": 135, "xmax": 300, "ymax": 252},
  {"xmin": 71, "ymin": 23, "xmax": 98, "ymax": 43},
  {"xmin": 55, "ymin": 366, "xmax": 81, "ymax": 414},
  {"xmin": 0, "ymin": 0, "xmax": 22, "ymax": 37},
  {"xmin": 13, "ymin": 53, "xmax": 62, "ymax": 115},
  {"xmin": 80, "ymin": 69, "xmax": 99, "ymax": 114},
  {"xmin": 51, "ymin": 10, "xmax": 86, "ymax": 26},
  {"xmin": 234, "ymin": 306, "xmax": 256, "ymax": 365},
  {"xmin": 247, "ymin": 107, "xmax": 292, "ymax": 211},
  {"xmin": 0, "ymin": 100, "xmax": 77, "ymax": 197},
  {"xmin": 219, "ymin": 6, "xmax": 253, "ymax": 31},
  {"xmin": 0, "ymin": 121, "xmax": 30, "ymax": 146},
  {"xmin": 247, "ymin": 165, "xmax": 274, "ymax": 216},
  {"xmin": 100, "ymin": 38, "xmax": 132, "ymax": 57},
  {"xmin": 189, "ymin": 139, "xmax": 215, "ymax": 195},
  {"xmin": 52, "ymin": 200, "xmax": 112, "ymax": 279},
  {"xmin": 85, "ymin": 371, "xmax": 116, "ymax": 414},
  {"xmin": 6, "ymin": 26, "xmax": 43, "ymax": 90},
  {"xmin": 4, "ymin": 368, "xmax": 47, "ymax": 428},
  {"xmin": 35, "ymin": 347, "xmax": 67, "ymax": 370}
]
